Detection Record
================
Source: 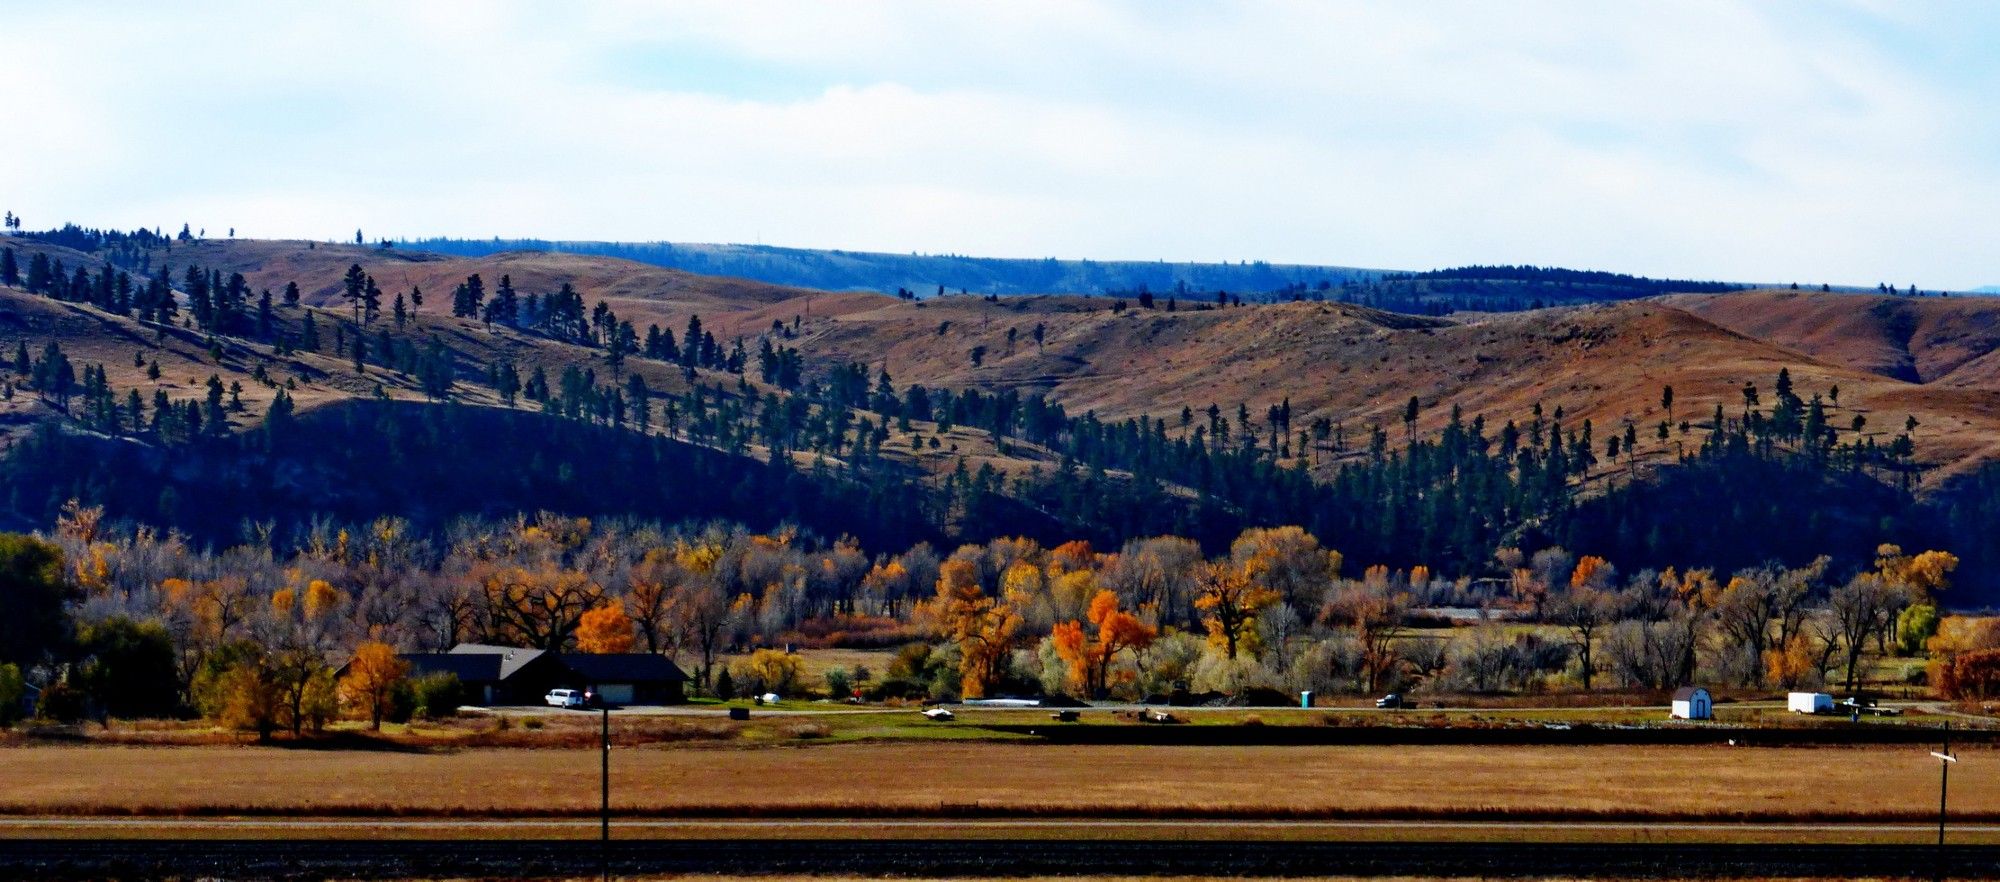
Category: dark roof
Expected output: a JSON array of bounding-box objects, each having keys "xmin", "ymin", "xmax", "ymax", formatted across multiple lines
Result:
[
  {"xmin": 401, "ymin": 653, "xmax": 503, "ymax": 684},
  {"xmin": 1671, "ymin": 686, "xmax": 1708, "ymax": 700},
  {"xmin": 449, "ymin": 644, "xmax": 551, "ymax": 679},
  {"xmin": 559, "ymin": 653, "xmax": 689, "ymax": 683}
]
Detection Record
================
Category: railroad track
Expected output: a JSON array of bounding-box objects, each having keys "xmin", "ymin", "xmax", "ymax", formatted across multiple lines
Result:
[{"xmin": 4, "ymin": 839, "xmax": 2000, "ymax": 879}]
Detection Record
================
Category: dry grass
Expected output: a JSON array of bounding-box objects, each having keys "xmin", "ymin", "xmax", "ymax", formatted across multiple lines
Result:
[
  {"xmin": 317, "ymin": 878, "xmax": 1933, "ymax": 882},
  {"xmin": 0, "ymin": 742, "xmax": 1994, "ymax": 821},
  {"xmin": 716, "ymin": 648, "xmax": 899, "ymax": 691}
]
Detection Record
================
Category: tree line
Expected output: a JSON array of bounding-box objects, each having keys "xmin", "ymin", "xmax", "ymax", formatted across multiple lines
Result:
[{"xmin": 0, "ymin": 500, "xmax": 1974, "ymax": 736}]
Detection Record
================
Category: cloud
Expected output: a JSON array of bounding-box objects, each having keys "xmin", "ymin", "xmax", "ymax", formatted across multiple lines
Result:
[{"xmin": 2, "ymin": 1, "xmax": 1995, "ymax": 287}]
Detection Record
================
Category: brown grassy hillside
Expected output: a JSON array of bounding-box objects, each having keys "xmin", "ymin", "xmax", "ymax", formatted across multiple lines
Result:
[
  {"xmin": 7, "ymin": 236, "xmax": 2000, "ymax": 489},
  {"xmin": 0, "ymin": 282, "xmax": 1014, "ymax": 484},
  {"xmin": 793, "ymin": 292, "xmax": 2000, "ymax": 485},
  {"xmin": 115, "ymin": 238, "xmax": 846, "ymax": 338},
  {"xmin": 1674, "ymin": 290, "xmax": 2000, "ymax": 385}
]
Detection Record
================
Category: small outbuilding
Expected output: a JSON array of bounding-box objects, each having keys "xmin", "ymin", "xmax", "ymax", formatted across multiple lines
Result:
[
  {"xmin": 1670, "ymin": 686, "xmax": 1713, "ymax": 720},
  {"xmin": 1788, "ymin": 691, "xmax": 1834, "ymax": 714}
]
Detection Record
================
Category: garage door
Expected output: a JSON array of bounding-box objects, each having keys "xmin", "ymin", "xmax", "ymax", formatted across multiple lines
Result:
[{"xmin": 598, "ymin": 684, "xmax": 636, "ymax": 705}]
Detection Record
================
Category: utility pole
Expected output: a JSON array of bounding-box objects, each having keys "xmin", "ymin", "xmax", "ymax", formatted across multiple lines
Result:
[
  {"xmin": 1932, "ymin": 722, "xmax": 1955, "ymax": 882},
  {"xmin": 601, "ymin": 704, "xmax": 611, "ymax": 882}
]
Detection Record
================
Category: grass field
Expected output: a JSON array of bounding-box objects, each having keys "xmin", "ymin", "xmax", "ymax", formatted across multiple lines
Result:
[{"xmin": 0, "ymin": 742, "xmax": 1989, "ymax": 822}]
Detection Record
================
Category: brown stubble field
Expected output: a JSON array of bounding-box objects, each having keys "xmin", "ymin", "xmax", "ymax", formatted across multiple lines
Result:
[{"xmin": 0, "ymin": 742, "xmax": 1990, "ymax": 821}]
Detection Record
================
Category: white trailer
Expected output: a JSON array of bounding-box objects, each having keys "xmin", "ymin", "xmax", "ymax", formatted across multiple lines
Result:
[{"xmin": 1788, "ymin": 691, "xmax": 1833, "ymax": 714}]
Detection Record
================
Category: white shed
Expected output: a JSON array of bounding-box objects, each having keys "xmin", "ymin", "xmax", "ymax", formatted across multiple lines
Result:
[
  {"xmin": 1788, "ymin": 692, "xmax": 1833, "ymax": 714},
  {"xmin": 1670, "ymin": 686, "xmax": 1713, "ymax": 720}
]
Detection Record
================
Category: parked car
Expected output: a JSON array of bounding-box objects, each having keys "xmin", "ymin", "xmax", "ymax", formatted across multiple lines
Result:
[
  {"xmin": 1375, "ymin": 693, "xmax": 1410, "ymax": 709},
  {"xmin": 545, "ymin": 688, "xmax": 586, "ymax": 709}
]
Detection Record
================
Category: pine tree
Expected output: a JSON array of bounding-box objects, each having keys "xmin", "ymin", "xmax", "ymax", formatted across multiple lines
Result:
[
  {"xmin": 489, "ymin": 274, "xmax": 518, "ymax": 326},
  {"xmin": 452, "ymin": 274, "xmax": 485, "ymax": 319},
  {"xmin": 342, "ymin": 264, "xmax": 367, "ymax": 324},
  {"xmin": 417, "ymin": 337, "xmax": 453, "ymax": 400},
  {"xmin": 203, "ymin": 375, "xmax": 227, "ymax": 435},
  {"xmin": 265, "ymin": 387, "xmax": 294, "ymax": 433},
  {"xmin": 493, "ymin": 359, "xmax": 521, "ymax": 407},
  {"xmin": 25, "ymin": 253, "xmax": 51, "ymax": 294},
  {"xmin": 301, "ymin": 311, "xmax": 321, "ymax": 352},
  {"xmin": 0, "ymin": 247, "xmax": 16, "ymax": 287},
  {"xmin": 626, "ymin": 373, "xmax": 650, "ymax": 429},
  {"xmin": 283, "ymin": 280, "xmax": 300, "ymax": 307}
]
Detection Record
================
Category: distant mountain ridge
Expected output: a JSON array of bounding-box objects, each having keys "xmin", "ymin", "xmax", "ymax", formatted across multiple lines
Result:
[
  {"xmin": 394, "ymin": 237, "xmax": 1756, "ymax": 313},
  {"xmin": 396, "ymin": 237, "xmax": 1385, "ymax": 297}
]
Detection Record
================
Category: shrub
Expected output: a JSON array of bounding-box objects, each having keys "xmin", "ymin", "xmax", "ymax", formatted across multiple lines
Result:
[
  {"xmin": 523, "ymin": 718, "xmax": 544, "ymax": 730},
  {"xmin": 824, "ymin": 667, "xmax": 852, "ymax": 699},
  {"xmin": 411, "ymin": 672, "xmax": 465, "ymax": 720},
  {"xmin": 1933, "ymin": 647, "xmax": 2000, "ymax": 701},
  {"xmin": 301, "ymin": 669, "xmax": 339, "ymax": 733},
  {"xmin": 866, "ymin": 677, "xmax": 927, "ymax": 701},
  {"xmin": 386, "ymin": 680, "xmax": 418, "ymax": 724},
  {"xmin": 0, "ymin": 663, "xmax": 23, "ymax": 725},
  {"xmin": 35, "ymin": 681, "xmax": 86, "ymax": 724}
]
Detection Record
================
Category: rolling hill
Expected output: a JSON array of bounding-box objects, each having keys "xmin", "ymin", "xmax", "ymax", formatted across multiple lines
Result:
[
  {"xmin": 396, "ymin": 237, "xmax": 1381, "ymax": 297},
  {"xmin": 10, "ymin": 234, "xmax": 2000, "ymax": 486},
  {"xmin": 6, "ymin": 232, "xmax": 2000, "ymax": 597}
]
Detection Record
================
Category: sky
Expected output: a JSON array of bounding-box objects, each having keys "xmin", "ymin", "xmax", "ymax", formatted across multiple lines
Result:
[{"xmin": 6, "ymin": 1, "xmax": 1999, "ymax": 288}]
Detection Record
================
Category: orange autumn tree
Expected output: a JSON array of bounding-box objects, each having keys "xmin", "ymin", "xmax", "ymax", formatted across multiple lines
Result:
[
  {"xmin": 928, "ymin": 559, "xmax": 1021, "ymax": 698},
  {"xmin": 339, "ymin": 641, "xmax": 410, "ymax": 730},
  {"xmin": 1051, "ymin": 590, "xmax": 1157, "ymax": 698},
  {"xmin": 576, "ymin": 602, "xmax": 637, "ymax": 654},
  {"xmin": 1935, "ymin": 648, "xmax": 2000, "ymax": 701}
]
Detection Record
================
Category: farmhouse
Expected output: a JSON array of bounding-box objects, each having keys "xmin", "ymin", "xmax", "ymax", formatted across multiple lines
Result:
[
  {"xmin": 388, "ymin": 644, "xmax": 689, "ymax": 706},
  {"xmin": 1670, "ymin": 686, "xmax": 1713, "ymax": 720},
  {"xmin": 395, "ymin": 644, "xmax": 566, "ymax": 705},
  {"xmin": 558, "ymin": 652, "xmax": 688, "ymax": 705}
]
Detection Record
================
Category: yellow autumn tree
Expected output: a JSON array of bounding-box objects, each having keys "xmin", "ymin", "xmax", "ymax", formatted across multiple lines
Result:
[
  {"xmin": 1194, "ymin": 560, "xmax": 1279, "ymax": 660},
  {"xmin": 1229, "ymin": 526, "xmax": 1338, "ymax": 610},
  {"xmin": 339, "ymin": 641, "xmax": 410, "ymax": 730},
  {"xmin": 576, "ymin": 602, "xmax": 636, "ymax": 654},
  {"xmin": 1875, "ymin": 545, "xmax": 1958, "ymax": 599},
  {"xmin": 736, "ymin": 647, "xmax": 803, "ymax": 696},
  {"xmin": 303, "ymin": 579, "xmax": 344, "ymax": 619},
  {"xmin": 928, "ymin": 559, "xmax": 1021, "ymax": 698}
]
